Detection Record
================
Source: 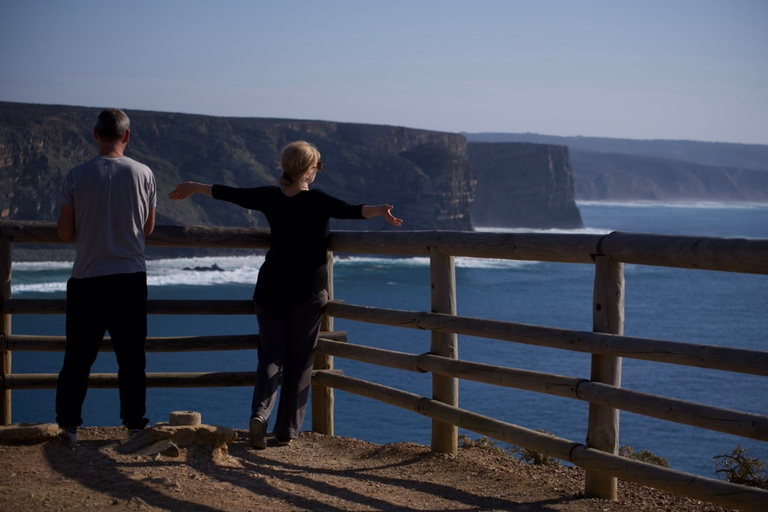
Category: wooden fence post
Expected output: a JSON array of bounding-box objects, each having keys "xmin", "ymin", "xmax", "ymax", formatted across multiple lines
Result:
[
  {"xmin": 585, "ymin": 255, "xmax": 625, "ymax": 499},
  {"xmin": 429, "ymin": 246, "xmax": 458, "ymax": 455},
  {"xmin": 312, "ymin": 251, "xmax": 334, "ymax": 435},
  {"xmin": 1, "ymin": 236, "xmax": 12, "ymax": 424}
]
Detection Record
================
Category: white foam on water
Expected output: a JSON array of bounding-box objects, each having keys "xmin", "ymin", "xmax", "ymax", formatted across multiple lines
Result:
[
  {"xmin": 336, "ymin": 255, "xmax": 536, "ymax": 270},
  {"xmin": 13, "ymin": 281, "xmax": 68, "ymax": 293},
  {"xmin": 576, "ymin": 200, "xmax": 768, "ymax": 210},
  {"xmin": 13, "ymin": 261, "xmax": 73, "ymax": 271},
  {"xmin": 146, "ymin": 256, "xmax": 265, "ymax": 286},
  {"xmin": 474, "ymin": 226, "xmax": 610, "ymax": 235}
]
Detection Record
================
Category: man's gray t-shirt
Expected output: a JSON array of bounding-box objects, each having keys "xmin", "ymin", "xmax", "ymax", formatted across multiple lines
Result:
[{"xmin": 62, "ymin": 156, "xmax": 156, "ymax": 278}]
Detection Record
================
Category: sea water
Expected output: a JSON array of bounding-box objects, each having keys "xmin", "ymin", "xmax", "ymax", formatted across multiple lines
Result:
[{"xmin": 8, "ymin": 202, "xmax": 768, "ymax": 478}]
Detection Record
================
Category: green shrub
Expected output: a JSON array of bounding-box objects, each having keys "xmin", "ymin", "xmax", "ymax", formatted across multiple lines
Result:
[
  {"xmin": 458, "ymin": 434, "xmax": 504, "ymax": 455},
  {"xmin": 619, "ymin": 445, "xmax": 670, "ymax": 468},
  {"xmin": 508, "ymin": 430, "xmax": 560, "ymax": 466},
  {"xmin": 714, "ymin": 445, "xmax": 768, "ymax": 489}
]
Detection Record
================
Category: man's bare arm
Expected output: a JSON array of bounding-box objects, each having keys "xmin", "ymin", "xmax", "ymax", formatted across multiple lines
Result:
[{"xmin": 57, "ymin": 204, "xmax": 75, "ymax": 241}]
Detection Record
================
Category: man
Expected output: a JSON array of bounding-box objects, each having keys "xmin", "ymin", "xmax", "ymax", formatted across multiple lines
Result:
[{"xmin": 55, "ymin": 108, "xmax": 156, "ymax": 447}]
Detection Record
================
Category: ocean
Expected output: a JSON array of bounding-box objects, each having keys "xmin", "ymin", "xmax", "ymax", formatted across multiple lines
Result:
[{"xmin": 8, "ymin": 201, "xmax": 768, "ymax": 478}]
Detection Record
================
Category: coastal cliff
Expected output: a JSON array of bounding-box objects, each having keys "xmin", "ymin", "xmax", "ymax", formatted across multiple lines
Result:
[
  {"xmin": 467, "ymin": 142, "xmax": 584, "ymax": 229},
  {"xmin": 0, "ymin": 103, "xmax": 474, "ymax": 231},
  {"xmin": 0, "ymin": 102, "xmax": 583, "ymax": 240}
]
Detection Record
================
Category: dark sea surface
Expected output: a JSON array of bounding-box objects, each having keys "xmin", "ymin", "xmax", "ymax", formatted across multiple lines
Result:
[{"xmin": 9, "ymin": 201, "xmax": 768, "ymax": 478}]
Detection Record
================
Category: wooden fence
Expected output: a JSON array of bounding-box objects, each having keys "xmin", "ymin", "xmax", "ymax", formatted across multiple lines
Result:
[{"xmin": 1, "ymin": 220, "xmax": 768, "ymax": 511}]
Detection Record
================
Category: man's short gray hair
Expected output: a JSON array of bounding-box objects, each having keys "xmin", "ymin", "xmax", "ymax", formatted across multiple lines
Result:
[{"xmin": 95, "ymin": 108, "xmax": 130, "ymax": 142}]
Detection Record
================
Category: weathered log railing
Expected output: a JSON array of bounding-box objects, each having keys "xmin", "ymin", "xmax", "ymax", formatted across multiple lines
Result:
[{"xmin": 1, "ymin": 220, "xmax": 767, "ymax": 511}]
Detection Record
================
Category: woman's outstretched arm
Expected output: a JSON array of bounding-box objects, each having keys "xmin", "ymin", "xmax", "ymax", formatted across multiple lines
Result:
[
  {"xmin": 168, "ymin": 182, "xmax": 213, "ymax": 200},
  {"xmin": 362, "ymin": 204, "xmax": 403, "ymax": 227}
]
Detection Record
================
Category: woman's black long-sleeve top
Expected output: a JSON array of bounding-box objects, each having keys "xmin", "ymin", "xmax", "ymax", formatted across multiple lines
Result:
[{"xmin": 212, "ymin": 185, "xmax": 365, "ymax": 309}]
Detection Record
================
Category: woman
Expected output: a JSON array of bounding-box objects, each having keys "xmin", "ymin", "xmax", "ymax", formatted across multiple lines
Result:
[{"xmin": 168, "ymin": 141, "xmax": 402, "ymax": 448}]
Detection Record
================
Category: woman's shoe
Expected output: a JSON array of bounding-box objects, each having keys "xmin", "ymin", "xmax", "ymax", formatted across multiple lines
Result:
[{"xmin": 249, "ymin": 416, "xmax": 267, "ymax": 450}]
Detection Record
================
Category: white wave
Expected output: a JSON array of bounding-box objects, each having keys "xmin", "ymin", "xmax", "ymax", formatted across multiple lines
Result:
[
  {"xmin": 10, "ymin": 251, "xmax": 537, "ymax": 294},
  {"xmin": 13, "ymin": 261, "xmax": 73, "ymax": 271},
  {"xmin": 457, "ymin": 257, "xmax": 537, "ymax": 269},
  {"xmin": 336, "ymin": 256, "xmax": 430, "ymax": 268},
  {"xmin": 146, "ymin": 255, "xmax": 264, "ymax": 287},
  {"xmin": 147, "ymin": 255, "xmax": 265, "ymax": 271},
  {"xmin": 474, "ymin": 226, "xmax": 610, "ymax": 235},
  {"xmin": 577, "ymin": 200, "xmax": 768, "ymax": 210},
  {"xmin": 336, "ymin": 255, "xmax": 535, "ymax": 270},
  {"xmin": 12, "ymin": 281, "xmax": 67, "ymax": 293}
]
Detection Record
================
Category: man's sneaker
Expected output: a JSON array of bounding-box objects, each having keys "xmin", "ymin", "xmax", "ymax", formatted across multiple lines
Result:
[
  {"xmin": 276, "ymin": 438, "xmax": 292, "ymax": 447},
  {"xmin": 249, "ymin": 416, "xmax": 267, "ymax": 450},
  {"xmin": 66, "ymin": 427, "xmax": 77, "ymax": 449}
]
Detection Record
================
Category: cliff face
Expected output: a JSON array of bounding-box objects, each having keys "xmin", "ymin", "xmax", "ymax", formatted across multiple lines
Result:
[
  {"xmin": 0, "ymin": 102, "xmax": 583, "ymax": 236},
  {"xmin": 467, "ymin": 143, "xmax": 584, "ymax": 229},
  {"xmin": 0, "ymin": 103, "xmax": 475, "ymax": 231}
]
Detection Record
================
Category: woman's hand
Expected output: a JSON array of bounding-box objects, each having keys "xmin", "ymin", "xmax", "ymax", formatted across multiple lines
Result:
[
  {"xmin": 168, "ymin": 182, "xmax": 212, "ymax": 200},
  {"xmin": 381, "ymin": 205, "xmax": 403, "ymax": 227},
  {"xmin": 363, "ymin": 204, "xmax": 403, "ymax": 227}
]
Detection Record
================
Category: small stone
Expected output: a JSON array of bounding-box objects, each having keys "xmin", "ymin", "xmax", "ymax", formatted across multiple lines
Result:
[
  {"xmin": 161, "ymin": 442, "xmax": 181, "ymax": 458},
  {"xmin": 0, "ymin": 423, "xmax": 66, "ymax": 443},
  {"xmin": 129, "ymin": 496, "xmax": 149, "ymax": 508},
  {"xmin": 135, "ymin": 439, "xmax": 178, "ymax": 457},
  {"xmin": 169, "ymin": 411, "xmax": 202, "ymax": 426}
]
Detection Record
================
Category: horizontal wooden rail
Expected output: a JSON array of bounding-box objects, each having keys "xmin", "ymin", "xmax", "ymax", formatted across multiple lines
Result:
[
  {"xmin": 7, "ymin": 332, "xmax": 346, "ymax": 352},
  {"xmin": 329, "ymin": 230, "xmax": 601, "ymax": 263},
  {"xmin": 3, "ymin": 299, "xmax": 257, "ymax": 316},
  {"xmin": 3, "ymin": 221, "xmax": 768, "ymax": 274},
  {"xmin": 4, "ymin": 371, "xmax": 257, "ymax": 389},
  {"xmin": 423, "ymin": 351, "xmax": 768, "ymax": 441},
  {"xmin": 317, "ymin": 337, "xmax": 424, "ymax": 372},
  {"xmin": 2, "ymin": 369, "xmax": 342, "ymax": 390},
  {"xmin": 326, "ymin": 302, "xmax": 768, "ymax": 377},
  {"xmin": 317, "ymin": 339, "xmax": 768, "ymax": 441},
  {"xmin": 0, "ymin": 222, "xmax": 273, "ymax": 250},
  {"xmin": 598, "ymin": 231, "xmax": 768, "ymax": 275},
  {"xmin": 311, "ymin": 370, "xmax": 768, "ymax": 512},
  {"xmin": 7, "ymin": 335, "xmax": 257, "ymax": 352}
]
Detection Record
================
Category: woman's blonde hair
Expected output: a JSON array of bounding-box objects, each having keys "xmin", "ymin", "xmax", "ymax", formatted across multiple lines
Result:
[{"xmin": 279, "ymin": 141, "xmax": 320, "ymax": 187}]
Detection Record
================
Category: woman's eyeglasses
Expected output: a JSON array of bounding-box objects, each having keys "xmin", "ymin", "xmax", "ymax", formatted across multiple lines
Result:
[{"xmin": 314, "ymin": 161, "xmax": 323, "ymax": 171}]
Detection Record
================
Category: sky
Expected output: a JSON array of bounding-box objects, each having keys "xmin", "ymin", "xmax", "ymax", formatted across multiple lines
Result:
[{"xmin": 1, "ymin": 0, "xmax": 767, "ymax": 145}]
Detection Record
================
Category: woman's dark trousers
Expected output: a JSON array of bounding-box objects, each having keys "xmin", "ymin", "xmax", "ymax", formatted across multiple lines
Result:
[{"xmin": 251, "ymin": 291, "xmax": 328, "ymax": 441}]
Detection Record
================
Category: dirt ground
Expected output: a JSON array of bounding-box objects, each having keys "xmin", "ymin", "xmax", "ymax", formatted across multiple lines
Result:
[{"xmin": 0, "ymin": 426, "xmax": 737, "ymax": 512}]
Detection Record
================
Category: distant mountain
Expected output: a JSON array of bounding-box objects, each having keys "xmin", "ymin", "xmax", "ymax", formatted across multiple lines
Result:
[
  {"xmin": 463, "ymin": 132, "xmax": 768, "ymax": 171},
  {"xmin": 464, "ymin": 132, "xmax": 768, "ymax": 202},
  {"xmin": 570, "ymin": 150, "xmax": 768, "ymax": 202}
]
